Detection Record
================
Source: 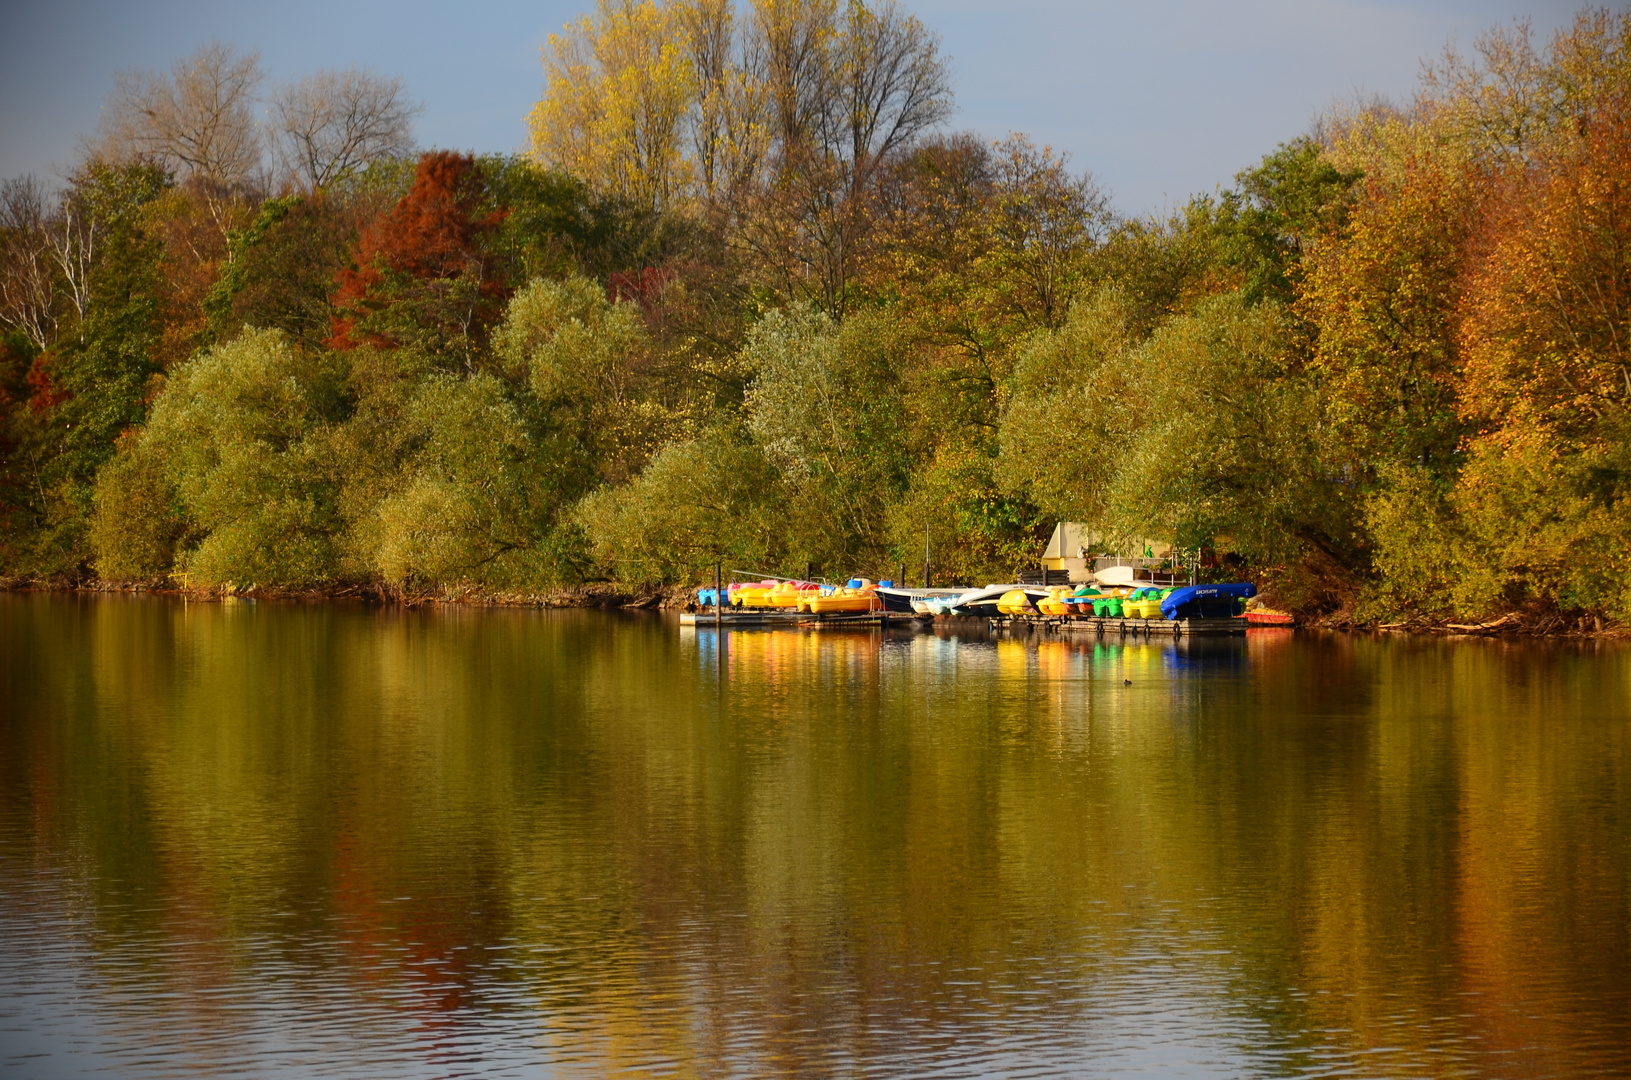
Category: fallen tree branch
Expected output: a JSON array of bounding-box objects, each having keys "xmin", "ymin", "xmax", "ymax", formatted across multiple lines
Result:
[{"xmin": 1444, "ymin": 613, "xmax": 1518, "ymax": 632}]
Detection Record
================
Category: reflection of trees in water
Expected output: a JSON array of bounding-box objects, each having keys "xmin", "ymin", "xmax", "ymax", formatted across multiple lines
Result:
[{"xmin": 3, "ymin": 597, "xmax": 1629, "ymax": 1075}]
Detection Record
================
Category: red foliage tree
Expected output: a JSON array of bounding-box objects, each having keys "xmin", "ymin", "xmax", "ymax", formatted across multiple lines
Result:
[
  {"xmin": 26, "ymin": 353, "xmax": 69, "ymax": 414},
  {"xmin": 606, "ymin": 265, "xmax": 676, "ymax": 310},
  {"xmin": 328, "ymin": 152, "xmax": 508, "ymax": 359}
]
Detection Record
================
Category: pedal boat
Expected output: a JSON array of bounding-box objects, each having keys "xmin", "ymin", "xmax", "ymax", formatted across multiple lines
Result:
[{"xmin": 806, "ymin": 587, "xmax": 882, "ymax": 615}]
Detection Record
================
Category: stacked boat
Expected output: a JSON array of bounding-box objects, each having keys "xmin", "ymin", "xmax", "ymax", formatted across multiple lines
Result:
[
  {"xmin": 805, "ymin": 580, "xmax": 884, "ymax": 614},
  {"xmin": 876, "ymin": 586, "xmax": 967, "ymax": 615},
  {"xmin": 692, "ymin": 576, "xmax": 1257, "ymax": 624},
  {"xmin": 939, "ymin": 581, "xmax": 1257, "ymax": 621}
]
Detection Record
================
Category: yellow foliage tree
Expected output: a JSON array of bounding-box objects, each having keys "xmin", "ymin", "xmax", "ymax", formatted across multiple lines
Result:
[
  {"xmin": 528, "ymin": 0, "xmax": 948, "ymax": 316},
  {"xmin": 530, "ymin": 0, "xmax": 700, "ymax": 210},
  {"xmin": 530, "ymin": 0, "xmax": 778, "ymax": 212}
]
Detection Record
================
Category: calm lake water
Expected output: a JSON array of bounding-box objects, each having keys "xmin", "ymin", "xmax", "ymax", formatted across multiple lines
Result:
[{"xmin": 2, "ymin": 593, "xmax": 1629, "ymax": 1078}]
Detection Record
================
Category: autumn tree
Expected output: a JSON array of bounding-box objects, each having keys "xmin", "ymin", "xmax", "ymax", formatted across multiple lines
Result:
[
  {"xmin": 1313, "ymin": 9, "xmax": 1631, "ymax": 621},
  {"xmin": 530, "ymin": 0, "xmax": 951, "ymax": 315},
  {"xmin": 2, "ymin": 162, "xmax": 168, "ymax": 574},
  {"xmin": 91, "ymin": 43, "xmax": 265, "ymax": 213},
  {"xmin": 1457, "ymin": 84, "xmax": 1631, "ymax": 439},
  {"xmin": 328, "ymin": 151, "xmax": 508, "ymax": 366},
  {"xmin": 530, "ymin": 0, "xmax": 769, "ymax": 212},
  {"xmin": 1299, "ymin": 140, "xmax": 1478, "ymax": 476},
  {"xmin": 740, "ymin": 0, "xmax": 951, "ymax": 315},
  {"xmin": 0, "ymin": 178, "xmax": 63, "ymax": 351},
  {"xmin": 864, "ymin": 134, "xmax": 1106, "ymax": 491},
  {"xmin": 982, "ymin": 136, "xmax": 1110, "ymax": 330},
  {"xmin": 530, "ymin": 0, "xmax": 707, "ymax": 211},
  {"xmin": 272, "ymin": 68, "xmax": 422, "ymax": 190},
  {"xmin": 1429, "ymin": 82, "xmax": 1631, "ymax": 618}
]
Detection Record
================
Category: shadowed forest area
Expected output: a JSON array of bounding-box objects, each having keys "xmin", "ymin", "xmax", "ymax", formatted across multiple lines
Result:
[{"xmin": 2, "ymin": 3, "xmax": 1629, "ymax": 628}]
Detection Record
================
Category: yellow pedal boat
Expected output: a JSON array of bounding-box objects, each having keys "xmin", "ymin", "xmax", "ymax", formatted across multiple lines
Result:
[
  {"xmin": 996, "ymin": 589, "xmax": 1035, "ymax": 615},
  {"xmin": 806, "ymin": 589, "xmax": 881, "ymax": 615}
]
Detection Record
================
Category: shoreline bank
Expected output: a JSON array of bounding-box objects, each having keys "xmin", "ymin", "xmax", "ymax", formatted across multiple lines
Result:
[
  {"xmin": 2, "ymin": 578, "xmax": 1622, "ymax": 639},
  {"xmin": 0, "ymin": 577, "xmax": 692, "ymax": 611}
]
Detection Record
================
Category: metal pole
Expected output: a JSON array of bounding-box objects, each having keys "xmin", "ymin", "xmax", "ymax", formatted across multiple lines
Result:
[
  {"xmin": 714, "ymin": 562, "xmax": 722, "ymax": 631},
  {"xmin": 922, "ymin": 526, "xmax": 931, "ymax": 588},
  {"xmin": 898, "ymin": 562, "xmax": 905, "ymax": 588}
]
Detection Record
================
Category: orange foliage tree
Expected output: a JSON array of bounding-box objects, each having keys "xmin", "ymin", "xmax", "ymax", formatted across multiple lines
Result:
[
  {"xmin": 1458, "ymin": 90, "xmax": 1631, "ymax": 439},
  {"xmin": 1299, "ymin": 149, "xmax": 1482, "ymax": 476},
  {"xmin": 329, "ymin": 152, "xmax": 508, "ymax": 366},
  {"xmin": 1433, "ymin": 86, "xmax": 1631, "ymax": 616}
]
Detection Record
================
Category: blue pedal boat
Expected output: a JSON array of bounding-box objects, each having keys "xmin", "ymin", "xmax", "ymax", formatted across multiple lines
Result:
[{"xmin": 1159, "ymin": 583, "xmax": 1256, "ymax": 620}]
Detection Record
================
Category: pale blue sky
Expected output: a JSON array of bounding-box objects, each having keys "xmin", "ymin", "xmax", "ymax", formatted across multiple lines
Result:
[{"xmin": 0, "ymin": 0, "xmax": 1583, "ymax": 215}]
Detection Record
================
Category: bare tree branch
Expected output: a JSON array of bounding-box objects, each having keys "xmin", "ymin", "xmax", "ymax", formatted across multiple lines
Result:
[
  {"xmin": 47, "ymin": 181, "xmax": 99, "ymax": 332},
  {"xmin": 272, "ymin": 68, "xmax": 422, "ymax": 190},
  {"xmin": 0, "ymin": 177, "xmax": 60, "ymax": 349},
  {"xmin": 92, "ymin": 42, "xmax": 265, "ymax": 189}
]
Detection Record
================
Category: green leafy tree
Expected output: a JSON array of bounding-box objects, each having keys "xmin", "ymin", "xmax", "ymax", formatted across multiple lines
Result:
[
  {"xmin": 574, "ymin": 426, "xmax": 784, "ymax": 583},
  {"xmin": 493, "ymin": 274, "xmax": 668, "ymax": 494},
  {"xmin": 369, "ymin": 374, "xmax": 545, "ymax": 589},
  {"xmin": 3, "ymin": 161, "xmax": 168, "ymax": 575},
  {"xmin": 742, "ymin": 304, "xmax": 909, "ymax": 571},
  {"xmin": 92, "ymin": 328, "xmax": 348, "ymax": 587},
  {"xmin": 204, "ymin": 193, "xmax": 358, "ymax": 350}
]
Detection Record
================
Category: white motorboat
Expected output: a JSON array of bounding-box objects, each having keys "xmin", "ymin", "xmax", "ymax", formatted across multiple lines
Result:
[{"xmin": 876, "ymin": 586, "xmax": 966, "ymax": 615}]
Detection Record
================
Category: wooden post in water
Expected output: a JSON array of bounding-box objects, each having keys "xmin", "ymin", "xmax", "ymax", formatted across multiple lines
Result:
[{"xmin": 714, "ymin": 562, "xmax": 722, "ymax": 631}]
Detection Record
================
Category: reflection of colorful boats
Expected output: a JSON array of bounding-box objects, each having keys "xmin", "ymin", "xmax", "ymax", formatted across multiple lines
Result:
[{"xmin": 679, "ymin": 608, "xmax": 807, "ymax": 626}]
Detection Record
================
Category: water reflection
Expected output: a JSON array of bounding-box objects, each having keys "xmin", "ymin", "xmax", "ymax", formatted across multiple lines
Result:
[{"xmin": 1, "ymin": 594, "xmax": 1628, "ymax": 1077}]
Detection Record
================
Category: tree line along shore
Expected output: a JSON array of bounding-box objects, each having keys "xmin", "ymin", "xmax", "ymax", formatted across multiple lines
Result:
[{"xmin": 1, "ymin": 4, "xmax": 1628, "ymax": 636}]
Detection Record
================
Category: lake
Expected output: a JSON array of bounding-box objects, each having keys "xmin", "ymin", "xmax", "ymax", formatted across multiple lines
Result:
[{"xmin": 1, "ymin": 593, "xmax": 1628, "ymax": 1077}]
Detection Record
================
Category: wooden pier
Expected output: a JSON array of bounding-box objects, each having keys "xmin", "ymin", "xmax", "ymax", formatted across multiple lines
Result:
[{"xmin": 678, "ymin": 609, "xmax": 921, "ymax": 629}]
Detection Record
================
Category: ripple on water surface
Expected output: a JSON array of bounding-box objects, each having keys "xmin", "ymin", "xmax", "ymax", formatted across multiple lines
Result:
[{"xmin": 1, "ymin": 596, "xmax": 1628, "ymax": 1077}]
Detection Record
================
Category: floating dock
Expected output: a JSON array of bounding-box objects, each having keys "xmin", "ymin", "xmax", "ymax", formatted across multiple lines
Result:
[
  {"xmin": 679, "ymin": 609, "xmax": 801, "ymax": 627},
  {"xmin": 679, "ymin": 609, "xmax": 922, "ymax": 629}
]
